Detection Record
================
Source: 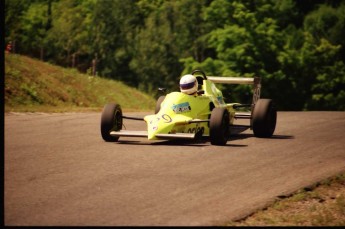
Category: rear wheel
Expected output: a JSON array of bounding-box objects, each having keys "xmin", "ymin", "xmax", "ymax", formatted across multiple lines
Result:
[
  {"xmin": 155, "ymin": 96, "xmax": 166, "ymax": 114},
  {"xmin": 101, "ymin": 103, "xmax": 122, "ymax": 142},
  {"xmin": 252, "ymin": 99, "xmax": 277, "ymax": 138},
  {"xmin": 210, "ymin": 108, "xmax": 230, "ymax": 145}
]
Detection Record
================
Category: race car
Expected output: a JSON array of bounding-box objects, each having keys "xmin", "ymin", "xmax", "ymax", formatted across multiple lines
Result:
[{"xmin": 100, "ymin": 69, "xmax": 277, "ymax": 145}]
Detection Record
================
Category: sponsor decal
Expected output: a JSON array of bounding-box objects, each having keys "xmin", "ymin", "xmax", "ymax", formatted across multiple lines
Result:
[
  {"xmin": 217, "ymin": 96, "xmax": 224, "ymax": 104},
  {"xmin": 187, "ymin": 126, "xmax": 205, "ymax": 134},
  {"xmin": 171, "ymin": 102, "xmax": 191, "ymax": 114}
]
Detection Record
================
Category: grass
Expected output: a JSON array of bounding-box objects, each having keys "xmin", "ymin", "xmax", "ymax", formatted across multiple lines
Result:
[
  {"xmin": 4, "ymin": 53, "xmax": 155, "ymax": 113},
  {"xmin": 225, "ymin": 172, "xmax": 345, "ymax": 226}
]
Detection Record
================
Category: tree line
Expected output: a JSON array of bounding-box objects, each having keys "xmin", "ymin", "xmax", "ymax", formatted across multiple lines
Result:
[{"xmin": 5, "ymin": 0, "xmax": 345, "ymax": 110}]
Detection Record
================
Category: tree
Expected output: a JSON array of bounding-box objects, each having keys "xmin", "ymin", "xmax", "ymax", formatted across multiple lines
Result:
[
  {"xmin": 5, "ymin": 0, "xmax": 32, "ymax": 53},
  {"xmin": 181, "ymin": 0, "xmax": 345, "ymax": 110},
  {"xmin": 46, "ymin": 0, "xmax": 94, "ymax": 69},
  {"xmin": 5, "ymin": 0, "xmax": 345, "ymax": 110},
  {"xmin": 130, "ymin": 0, "xmax": 210, "ymax": 96}
]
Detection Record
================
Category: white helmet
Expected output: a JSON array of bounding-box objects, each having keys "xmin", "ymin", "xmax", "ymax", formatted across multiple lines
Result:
[{"xmin": 179, "ymin": 74, "xmax": 198, "ymax": 95}]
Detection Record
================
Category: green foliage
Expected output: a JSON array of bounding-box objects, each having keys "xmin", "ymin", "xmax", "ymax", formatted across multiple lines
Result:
[
  {"xmin": 130, "ymin": 0, "xmax": 209, "ymax": 97},
  {"xmin": 5, "ymin": 0, "xmax": 31, "ymax": 43},
  {"xmin": 5, "ymin": 0, "xmax": 345, "ymax": 110},
  {"xmin": 20, "ymin": 2, "xmax": 48, "ymax": 55},
  {"xmin": 182, "ymin": 0, "xmax": 345, "ymax": 110},
  {"xmin": 46, "ymin": 0, "xmax": 94, "ymax": 67}
]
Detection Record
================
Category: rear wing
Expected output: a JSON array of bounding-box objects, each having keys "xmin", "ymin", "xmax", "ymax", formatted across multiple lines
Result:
[{"xmin": 207, "ymin": 76, "xmax": 261, "ymax": 106}]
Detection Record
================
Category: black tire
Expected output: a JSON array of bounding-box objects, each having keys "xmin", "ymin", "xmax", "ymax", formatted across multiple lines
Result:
[
  {"xmin": 210, "ymin": 108, "xmax": 230, "ymax": 145},
  {"xmin": 101, "ymin": 103, "xmax": 122, "ymax": 142},
  {"xmin": 252, "ymin": 99, "xmax": 277, "ymax": 138},
  {"xmin": 155, "ymin": 96, "xmax": 166, "ymax": 114}
]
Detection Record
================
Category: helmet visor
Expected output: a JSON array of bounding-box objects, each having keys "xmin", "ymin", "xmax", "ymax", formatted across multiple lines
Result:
[{"xmin": 180, "ymin": 81, "xmax": 195, "ymax": 90}]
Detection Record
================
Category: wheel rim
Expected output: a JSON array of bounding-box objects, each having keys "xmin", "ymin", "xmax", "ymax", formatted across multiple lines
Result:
[
  {"xmin": 112, "ymin": 110, "xmax": 122, "ymax": 131},
  {"xmin": 222, "ymin": 112, "xmax": 229, "ymax": 140},
  {"xmin": 267, "ymin": 105, "xmax": 276, "ymax": 134}
]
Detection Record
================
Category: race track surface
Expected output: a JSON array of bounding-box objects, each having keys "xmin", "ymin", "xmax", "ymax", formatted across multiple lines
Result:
[{"xmin": 4, "ymin": 112, "xmax": 345, "ymax": 226}]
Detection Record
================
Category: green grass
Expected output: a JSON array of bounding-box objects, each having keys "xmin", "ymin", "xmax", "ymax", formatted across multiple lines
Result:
[
  {"xmin": 225, "ymin": 173, "xmax": 345, "ymax": 226},
  {"xmin": 5, "ymin": 53, "xmax": 155, "ymax": 113}
]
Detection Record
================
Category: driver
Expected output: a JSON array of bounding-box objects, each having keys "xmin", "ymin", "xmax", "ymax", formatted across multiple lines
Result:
[{"xmin": 179, "ymin": 74, "xmax": 198, "ymax": 95}]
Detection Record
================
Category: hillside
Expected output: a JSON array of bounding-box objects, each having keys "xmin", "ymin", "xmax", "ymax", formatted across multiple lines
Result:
[{"xmin": 4, "ymin": 54, "xmax": 155, "ymax": 112}]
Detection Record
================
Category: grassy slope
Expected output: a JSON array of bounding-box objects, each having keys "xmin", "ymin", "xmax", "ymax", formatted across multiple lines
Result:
[{"xmin": 4, "ymin": 53, "xmax": 155, "ymax": 112}]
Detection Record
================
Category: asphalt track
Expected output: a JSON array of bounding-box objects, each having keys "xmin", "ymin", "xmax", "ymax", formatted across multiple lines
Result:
[{"xmin": 4, "ymin": 111, "xmax": 345, "ymax": 226}]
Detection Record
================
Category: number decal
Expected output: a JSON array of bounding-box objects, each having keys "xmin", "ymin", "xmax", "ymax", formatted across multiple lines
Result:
[{"xmin": 161, "ymin": 114, "xmax": 172, "ymax": 123}]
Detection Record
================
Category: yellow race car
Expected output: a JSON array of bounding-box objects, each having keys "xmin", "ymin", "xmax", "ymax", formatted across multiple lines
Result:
[{"xmin": 100, "ymin": 70, "xmax": 277, "ymax": 145}]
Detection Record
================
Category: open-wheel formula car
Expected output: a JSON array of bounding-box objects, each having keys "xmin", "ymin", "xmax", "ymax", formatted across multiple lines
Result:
[{"xmin": 100, "ymin": 69, "xmax": 277, "ymax": 145}]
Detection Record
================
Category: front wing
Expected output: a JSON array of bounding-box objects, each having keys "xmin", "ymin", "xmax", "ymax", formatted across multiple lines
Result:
[
  {"xmin": 110, "ymin": 130, "xmax": 196, "ymax": 139},
  {"xmin": 110, "ymin": 122, "xmax": 250, "ymax": 141}
]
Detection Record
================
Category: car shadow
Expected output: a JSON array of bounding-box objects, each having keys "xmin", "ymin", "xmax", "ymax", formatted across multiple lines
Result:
[
  {"xmin": 270, "ymin": 134, "xmax": 295, "ymax": 139},
  {"xmin": 117, "ymin": 139, "xmax": 209, "ymax": 147},
  {"xmin": 230, "ymin": 133, "xmax": 294, "ymax": 140},
  {"xmin": 114, "ymin": 133, "xmax": 294, "ymax": 146},
  {"xmin": 230, "ymin": 133, "xmax": 253, "ymax": 140}
]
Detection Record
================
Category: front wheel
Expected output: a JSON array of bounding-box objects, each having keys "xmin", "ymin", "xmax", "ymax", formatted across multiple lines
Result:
[
  {"xmin": 100, "ymin": 103, "xmax": 122, "ymax": 142},
  {"xmin": 252, "ymin": 99, "xmax": 277, "ymax": 138},
  {"xmin": 210, "ymin": 108, "xmax": 230, "ymax": 145}
]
